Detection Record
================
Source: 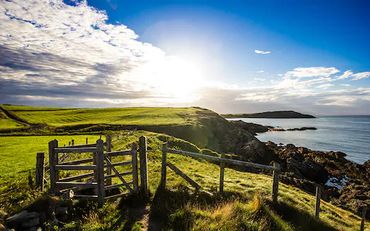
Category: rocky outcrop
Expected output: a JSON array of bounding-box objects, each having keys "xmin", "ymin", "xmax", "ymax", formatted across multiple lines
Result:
[
  {"xmin": 266, "ymin": 141, "xmax": 370, "ymax": 218},
  {"xmin": 229, "ymin": 120, "xmax": 270, "ymax": 135}
]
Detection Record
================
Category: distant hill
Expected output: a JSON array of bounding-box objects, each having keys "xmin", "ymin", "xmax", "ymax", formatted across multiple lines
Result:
[{"xmin": 222, "ymin": 110, "xmax": 315, "ymax": 118}]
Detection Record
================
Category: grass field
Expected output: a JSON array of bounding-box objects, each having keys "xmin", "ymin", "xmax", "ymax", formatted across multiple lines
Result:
[
  {"xmin": 1, "ymin": 105, "xmax": 201, "ymax": 127},
  {"xmin": 0, "ymin": 131, "xmax": 368, "ymax": 230},
  {"xmin": 0, "ymin": 135, "xmax": 101, "ymax": 178},
  {"xmin": 0, "ymin": 110, "xmax": 25, "ymax": 130}
]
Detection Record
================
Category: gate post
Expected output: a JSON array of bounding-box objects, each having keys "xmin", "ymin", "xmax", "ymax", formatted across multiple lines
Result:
[
  {"xmin": 35, "ymin": 152, "xmax": 45, "ymax": 191},
  {"xmin": 315, "ymin": 186, "xmax": 321, "ymax": 219},
  {"xmin": 132, "ymin": 143, "xmax": 139, "ymax": 192},
  {"xmin": 272, "ymin": 161, "xmax": 280, "ymax": 203},
  {"xmin": 219, "ymin": 153, "xmax": 225, "ymax": 193},
  {"xmin": 160, "ymin": 143, "xmax": 168, "ymax": 189},
  {"xmin": 106, "ymin": 135, "xmax": 112, "ymax": 185},
  {"xmin": 139, "ymin": 136, "xmax": 149, "ymax": 196},
  {"xmin": 48, "ymin": 140, "xmax": 58, "ymax": 195},
  {"xmin": 96, "ymin": 139, "xmax": 105, "ymax": 207}
]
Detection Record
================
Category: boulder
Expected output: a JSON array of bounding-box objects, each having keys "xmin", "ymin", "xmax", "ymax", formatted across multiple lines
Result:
[{"xmin": 6, "ymin": 211, "xmax": 39, "ymax": 229}]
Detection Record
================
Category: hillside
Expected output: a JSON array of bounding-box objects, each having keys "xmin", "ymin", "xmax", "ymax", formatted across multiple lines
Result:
[
  {"xmin": 0, "ymin": 131, "xmax": 368, "ymax": 230},
  {"xmin": 223, "ymin": 110, "xmax": 315, "ymax": 119},
  {"xmin": 0, "ymin": 104, "xmax": 270, "ymax": 164}
]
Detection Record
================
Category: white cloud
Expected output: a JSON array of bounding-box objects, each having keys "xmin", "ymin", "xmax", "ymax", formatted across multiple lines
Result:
[
  {"xmin": 254, "ymin": 49, "xmax": 271, "ymax": 55},
  {"xmin": 284, "ymin": 67, "xmax": 339, "ymax": 79},
  {"xmin": 351, "ymin": 72, "xmax": 370, "ymax": 81},
  {"xmin": 0, "ymin": 0, "xmax": 204, "ymax": 105},
  {"xmin": 337, "ymin": 70, "xmax": 353, "ymax": 80},
  {"xmin": 257, "ymin": 70, "xmax": 265, "ymax": 73}
]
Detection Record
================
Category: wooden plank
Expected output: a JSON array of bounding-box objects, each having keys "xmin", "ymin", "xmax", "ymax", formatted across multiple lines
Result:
[
  {"xmin": 56, "ymin": 181, "xmax": 97, "ymax": 188},
  {"xmin": 315, "ymin": 186, "xmax": 321, "ymax": 219},
  {"xmin": 167, "ymin": 162, "xmax": 201, "ymax": 191},
  {"xmin": 63, "ymin": 143, "xmax": 96, "ymax": 148},
  {"xmin": 139, "ymin": 136, "xmax": 149, "ymax": 195},
  {"xmin": 105, "ymin": 192, "xmax": 127, "ymax": 200},
  {"xmin": 74, "ymin": 194, "xmax": 98, "ymax": 199},
  {"xmin": 161, "ymin": 143, "xmax": 167, "ymax": 189},
  {"xmin": 105, "ymin": 156, "xmax": 134, "ymax": 193},
  {"xmin": 272, "ymin": 162, "xmax": 281, "ymax": 203},
  {"xmin": 105, "ymin": 181, "xmax": 133, "ymax": 190},
  {"xmin": 168, "ymin": 149, "xmax": 276, "ymax": 171},
  {"xmin": 360, "ymin": 206, "xmax": 367, "ymax": 231},
  {"xmin": 105, "ymin": 150, "xmax": 132, "ymax": 157},
  {"xmin": 104, "ymin": 171, "xmax": 132, "ymax": 179},
  {"xmin": 55, "ymin": 165, "xmax": 96, "ymax": 170},
  {"xmin": 96, "ymin": 139, "xmax": 105, "ymax": 207},
  {"xmin": 104, "ymin": 161, "xmax": 131, "ymax": 168},
  {"xmin": 59, "ymin": 172, "xmax": 94, "ymax": 182},
  {"xmin": 106, "ymin": 135, "xmax": 112, "ymax": 186},
  {"xmin": 35, "ymin": 152, "xmax": 45, "ymax": 191},
  {"xmin": 131, "ymin": 143, "xmax": 139, "ymax": 192},
  {"xmin": 54, "ymin": 147, "xmax": 96, "ymax": 153},
  {"xmin": 219, "ymin": 153, "xmax": 225, "ymax": 193},
  {"xmin": 60, "ymin": 158, "xmax": 93, "ymax": 165},
  {"xmin": 48, "ymin": 139, "xmax": 58, "ymax": 195}
]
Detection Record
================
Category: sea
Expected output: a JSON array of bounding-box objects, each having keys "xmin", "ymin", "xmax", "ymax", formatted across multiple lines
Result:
[{"xmin": 228, "ymin": 116, "xmax": 370, "ymax": 164}]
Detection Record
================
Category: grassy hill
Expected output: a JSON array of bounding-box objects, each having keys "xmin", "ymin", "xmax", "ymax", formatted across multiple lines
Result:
[
  {"xmin": 0, "ymin": 104, "xmax": 368, "ymax": 230},
  {"xmin": 0, "ymin": 109, "xmax": 26, "ymax": 130},
  {"xmin": 1, "ymin": 105, "xmax": 199, "ymax": 127},
  {"xmin": 0, "ymin": 131, "xmax": 367, "ymax": 230}
]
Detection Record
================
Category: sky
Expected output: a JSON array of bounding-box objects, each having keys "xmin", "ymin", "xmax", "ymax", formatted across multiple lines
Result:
[{"xmin": 1, "ymin": 0, "xmax": 370, "ymax": 115}]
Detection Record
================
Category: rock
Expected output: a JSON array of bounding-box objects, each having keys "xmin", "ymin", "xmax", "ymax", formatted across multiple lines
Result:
[
  {"xmin": 230, "ymin": 120, "xmax": 269, "ymax": 135},
  {"xmin": 21, "ymin": 217, "xmax": 39, "ymax": 228},
  {"xmin": 6, "ymin": 211, "xmax": 40, "ymax": 229}
]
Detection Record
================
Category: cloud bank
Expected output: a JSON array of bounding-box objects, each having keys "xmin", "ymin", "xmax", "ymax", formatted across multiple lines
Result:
[{"xmin": 1, "ymin": 0, "xmax": 370, "ymax": 115}]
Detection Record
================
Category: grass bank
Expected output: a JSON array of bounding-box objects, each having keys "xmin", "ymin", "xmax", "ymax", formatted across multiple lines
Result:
[{"xmin": 0, "ymin": 131, "xmax": 367, "ymax": 230}]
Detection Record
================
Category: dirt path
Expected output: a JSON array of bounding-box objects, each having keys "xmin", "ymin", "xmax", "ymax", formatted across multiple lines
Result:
[{"xmin": 0, "ymin": 106, "xmax": 31, "ymax": 125}]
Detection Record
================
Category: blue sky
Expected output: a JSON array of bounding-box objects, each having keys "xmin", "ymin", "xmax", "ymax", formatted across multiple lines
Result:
[{"xmin": 1, "ymin": 0, "xmax": 370, "ymax": 115}]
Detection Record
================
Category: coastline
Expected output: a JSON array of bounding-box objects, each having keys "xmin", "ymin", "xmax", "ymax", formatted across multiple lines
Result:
[{"xmin": 231, "ymin": 119, "xmax": 370, "ymax": 218}]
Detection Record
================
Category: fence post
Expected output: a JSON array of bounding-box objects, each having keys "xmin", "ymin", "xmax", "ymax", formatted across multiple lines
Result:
[
  {"xmin": 35, "ymin": 152, "xmax": 45, "ymax": 191},
  {"xmin": 315, "ymin": 186, "xmax": 321, "ymax": 219},
  {"xmin": 161, "ymin": 143, "xmax": 168, "ymax": 189},
  {"xmin": 48, "ymin": 140, "xmax": 58, "ymax": 195},
  {"xmin": 219, "ymin": 153, "xmax": 225, "ymax": 193},
  {"xmin": 139, "ymin": 136, "xmax": 149, "ymax": 196},
  {"xmin": 106, "ymin": 135, "xmax": 112, "ymax": 185},
  {"xmin": 360, "ymin": 206, "xmax": 367, "ymax": 231},
  {"xmin": 132, "ymin": 143, "xmax": 139, "ymax": 192},
  {"xmin": 96, "ymin": 139, "xmax": 105, "ymax": 207},
  {"xmin": 272, "ymin": 161, "xmax": 280, "ymax": 203}
]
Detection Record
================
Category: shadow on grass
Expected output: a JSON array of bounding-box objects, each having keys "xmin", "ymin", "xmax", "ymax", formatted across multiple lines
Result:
[
  {"xmin": 148, "ymin": 185, "xmax": 245, "ymax": 231},
  {"xmin": 270, "ymin": 201, "xmax": 337, "ymax": 231}
]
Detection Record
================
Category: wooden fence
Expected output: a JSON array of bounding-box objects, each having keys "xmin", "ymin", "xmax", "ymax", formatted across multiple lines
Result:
[
  {"xmin": 35, "ymin": 137, "xmax": 367, "ymax": 228},
  {"xmin": 160, "ymin": 143, "xmax": 281, "ymax": 203},
  {"xmin": 36, "ymin": 135, "xmax": 149, "ymax": 207}
]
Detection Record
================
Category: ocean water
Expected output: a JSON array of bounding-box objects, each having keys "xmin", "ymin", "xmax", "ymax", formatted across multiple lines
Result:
[{"xmin": 229, "ymin": 116, "xmax": 370, "ymax": 164}]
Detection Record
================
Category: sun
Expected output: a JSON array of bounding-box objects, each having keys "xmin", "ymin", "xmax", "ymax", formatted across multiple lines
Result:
[{"xmin": 153, "ymin": 56, "xmax": 204, "ymax": 103}]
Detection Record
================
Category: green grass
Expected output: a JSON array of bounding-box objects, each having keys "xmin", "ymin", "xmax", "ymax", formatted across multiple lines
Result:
[
  {"xmin": 1, "ymin": 105, "xmax": 201, "ymax": 127},
  {"xmin": 0, "ymin": 131, "xmax": 368, "ymax": 230},
  {"xmin": 0, "ymin": 110, "xmax": 25, "ymax": 130},
  {"xmin": 0, "ymin": 135, "xmax": 100, "ymax": 178}
]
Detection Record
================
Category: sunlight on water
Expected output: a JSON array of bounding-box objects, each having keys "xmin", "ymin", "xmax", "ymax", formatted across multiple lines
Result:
[{"xmin": 230, "ymin": 116, "xmax": 370, "ymax": 164}]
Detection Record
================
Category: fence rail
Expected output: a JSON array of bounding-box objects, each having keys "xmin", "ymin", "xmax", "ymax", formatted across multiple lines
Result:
[
  {"xmin": 162, "ymin": 144, "xmax": 281, "ymax": 203},
  {"xmin": 33, "ymin": 136, "xmax": 367, "ymax": 230}
]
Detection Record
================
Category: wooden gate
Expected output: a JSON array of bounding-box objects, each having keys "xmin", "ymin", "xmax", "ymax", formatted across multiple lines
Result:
[{"xmin": 48, "ymin": 137, "xmax": 140, "ymax": 207}]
